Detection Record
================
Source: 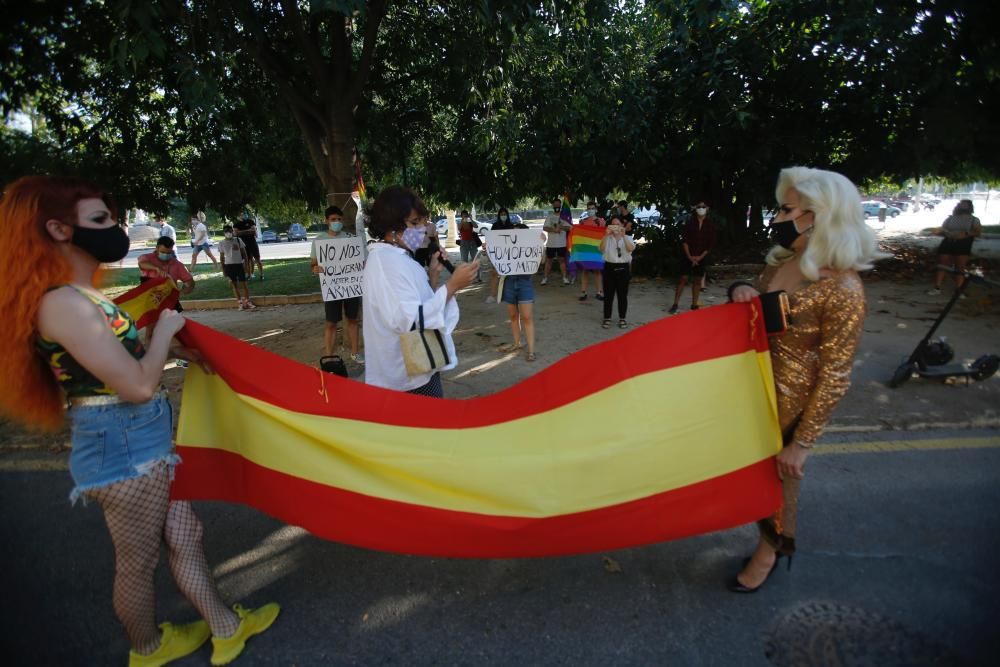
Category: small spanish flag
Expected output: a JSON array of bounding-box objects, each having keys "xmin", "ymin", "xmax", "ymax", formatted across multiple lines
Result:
[
  {"xmin": 172, "ymin": 303, "xmax": 782, "ymax": 558},
  {"xmin": 113, "ymin": 277, "xmax": 179, "ymax": 329}
]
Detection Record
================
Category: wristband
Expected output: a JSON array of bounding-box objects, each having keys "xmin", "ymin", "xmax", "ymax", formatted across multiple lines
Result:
[{"xmin": 794, "ymin": 440, "xmax": 814, "ymax": 449}]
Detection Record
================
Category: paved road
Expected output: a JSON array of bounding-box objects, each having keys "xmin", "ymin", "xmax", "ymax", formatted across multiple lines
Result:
[{"xmin": 2, "ymin": 430, "xmax": 998, "ymax": 666}]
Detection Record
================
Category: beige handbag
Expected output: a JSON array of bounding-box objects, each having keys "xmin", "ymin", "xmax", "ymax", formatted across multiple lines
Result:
[{"xmin": 399, "ymin": 305, "xmax": 450, "ymax": 376}]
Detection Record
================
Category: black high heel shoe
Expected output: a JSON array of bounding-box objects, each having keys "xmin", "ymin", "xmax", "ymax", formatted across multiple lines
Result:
[{"xmin": 727, "ymin": 553, "xmax": 792, "ymax": 593}]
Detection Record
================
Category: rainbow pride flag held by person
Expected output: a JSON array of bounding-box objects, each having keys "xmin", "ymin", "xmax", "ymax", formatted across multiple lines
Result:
[
  {"xmin": 560, "ymin": 193, "xmax": 573, "ymax": 227},
  {"xmin": 568, "ymin": 225, "xmax": 605, "ymax": 271},
  {"xmin": 113, "ymin": 277, "xmax": 178, "ymax": 329},
  {"xmin": 172, "ymin": 303, "xmax": 782, "ymax": 558}
]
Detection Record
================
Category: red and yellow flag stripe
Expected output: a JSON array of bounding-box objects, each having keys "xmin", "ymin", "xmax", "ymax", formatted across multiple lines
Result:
[
  {"xmin": 173, "ymin": 303, "xmax": 782, "ymax": 557},
  {"xmin": 114, "ymin": 277, "xmax": 178, "ymax": 329}
]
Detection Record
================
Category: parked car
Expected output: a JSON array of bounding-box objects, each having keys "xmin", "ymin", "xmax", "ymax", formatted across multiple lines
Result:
[
  {"xmin": 861, "ymin": 201, "xmax": 901, "ymax": 218},
  {"xmin": 260, "ymin": 229, "xmax": 280, "ymax": 243},
  {"xmin": 436, "ymin": 216, "xmax": 493, "ymax": 241},
  {"xmin": 286, "ymin": 223, "xmax": 308, "ymax": 242}
]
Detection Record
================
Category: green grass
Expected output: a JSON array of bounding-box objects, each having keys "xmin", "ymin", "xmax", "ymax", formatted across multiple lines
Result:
[{"xmin": 101, "ymin": 258, "xmax": 319, "ymax": 300}]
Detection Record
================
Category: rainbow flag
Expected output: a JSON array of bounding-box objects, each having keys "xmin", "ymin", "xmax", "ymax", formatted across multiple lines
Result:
[
  {"xmin": 113, "ymin": 278, "xmax": 178, "ymax": 329},
  {"xmin": 172, "ymin": 304, "xmax": 782, "ymax": 558},
  {"xmin": 560, "ymin": 193, "xmax": 573, "ymax": 227},
  {"xmin": 568, "ymin": 225, "xmax": 605, "ymax": 270}
]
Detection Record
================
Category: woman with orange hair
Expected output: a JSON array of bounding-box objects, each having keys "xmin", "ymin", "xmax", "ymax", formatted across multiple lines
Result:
[{"xmin": 0, "ymin": 176, "xmax": 278, "ymax": 667}]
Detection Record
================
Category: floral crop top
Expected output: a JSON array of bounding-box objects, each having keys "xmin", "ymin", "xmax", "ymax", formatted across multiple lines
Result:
[{"xmin": 36, "ymin": 286, "xmax": 145, "ymax": 397}]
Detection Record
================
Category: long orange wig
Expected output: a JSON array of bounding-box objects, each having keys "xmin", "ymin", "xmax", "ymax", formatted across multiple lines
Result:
[{"xmin": 0, "ymin": 176, "xmax": 117, "ymax": 431}]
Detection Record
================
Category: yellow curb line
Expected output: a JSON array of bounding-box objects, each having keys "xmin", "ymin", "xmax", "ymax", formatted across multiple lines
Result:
[
  {"xmin": 810, "ymin": 437, "xmax": 1000, "ymax": 456},
  {"xmin": 2, "ymin": 437, "xmax": 998, "ymax": 473}
]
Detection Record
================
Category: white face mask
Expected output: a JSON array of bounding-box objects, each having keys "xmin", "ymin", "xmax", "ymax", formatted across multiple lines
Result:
[{"xmin": 695, "ymin": 207, "xmax": 708, "ymax": 216}]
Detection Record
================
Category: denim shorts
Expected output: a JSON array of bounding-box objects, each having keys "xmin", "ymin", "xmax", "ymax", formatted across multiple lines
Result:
[
  {"xmin": 66, "ymin": 392, "xmax": 180, "ymax": 505},
  {"xmin": 501, "ymin": 274, "xmax": 535, "ymax": 305},
  {"xmin": 193, "ymin": 243, "xmax": 212, "ymax": 251}
]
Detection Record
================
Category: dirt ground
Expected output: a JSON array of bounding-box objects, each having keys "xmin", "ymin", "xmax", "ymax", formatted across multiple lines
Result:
[
  {"xmin": 3, "ymin": 242, "xmax": 998, "ymax": 450},
  {"xmin": 175, "ymin": 261, "xmax": 999, "ymax": 430}
]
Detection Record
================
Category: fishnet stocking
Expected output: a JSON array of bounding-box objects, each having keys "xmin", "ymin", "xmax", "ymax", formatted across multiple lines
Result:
[
  {"xmin": 88, "ymin": 464, "xmax": 172, "ymax": 655},
  {"xmin": 163, "ymin": 501, "xmax": 239, "ymax": 638}
]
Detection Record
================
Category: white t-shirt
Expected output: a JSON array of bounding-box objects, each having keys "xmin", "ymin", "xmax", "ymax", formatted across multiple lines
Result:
[
  {"xmin": 602, "ymin": 234, "xmax": 633, "ymax": 263},
  {"xmin": 543, "ymin": 213, "xmax": 568, "ymax": 248},
  {"xmin": 192, "ymin": 222, "xmax": 209, "ymax": 245},
  {"xmin": 218, "ymin": 237, "xmax": 247, "ymax": 265},
  {"xmin": 159, "ymin": 222, "xmax": 176, "ymax": 242},
  {"xmin": 362, "ymin": 243, "xmax": 459, "ymax": 391}
]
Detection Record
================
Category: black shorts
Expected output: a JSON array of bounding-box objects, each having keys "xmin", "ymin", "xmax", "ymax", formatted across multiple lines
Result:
[
  {"xmin": 546, "ymin": 247, "xmax": 567, "ymax": 259},
  {"xmin": 223, "ymin": 263, "xmax": 247, "ymax": 282},
  {"xmin": 241, "ymin": 237, "xmax": 261, "ymax": 261},
  {"xmin": 324, "ymin": 297, "xmax": 361, "ymax": 323},
  {"xmin": 938, "ymin": 237, "xmax": 974, "ymax": 257},
  {"xmin": 678, "ymin": 255, "xmax": 708, "ymax": 278}
]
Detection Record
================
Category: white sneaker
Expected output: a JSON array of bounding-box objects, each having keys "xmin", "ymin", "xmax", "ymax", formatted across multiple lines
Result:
[
  {"xmin": 959, "ymin": 293, "xmax": 968, "ymax": 300},
  {"xmin": 351, "ymin": 353, "xmax": 365, "ymax": 364},
  {"xmin": 926, "ymin": 288, "xmax": 942, "ymax": 296},
  {"xmin": 540, "ymin": 277, "xmax": 548, "ymax": 285},
  {"xmin": 485, "ymin": 296, "xmax": 496, "ymax": 304}
]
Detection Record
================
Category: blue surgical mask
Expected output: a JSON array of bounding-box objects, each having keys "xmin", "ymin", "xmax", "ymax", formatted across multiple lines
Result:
[
  {"xmin": 500, "ymin": 214, "xmax": 508, "ymax": 222},
  {"xmin": 157, "ymin": 252, "xmax": 173, "ymax": 261},
  {"xmin": 329, "ymin": 221, "xmax": 343, "ymax": 232}
]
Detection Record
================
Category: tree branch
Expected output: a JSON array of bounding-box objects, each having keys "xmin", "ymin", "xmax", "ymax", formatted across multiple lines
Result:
[
  {"xmin": 279, "ymin": 0, "xmax": 328, "ymax": 90},
  {"xmin": 231, "ymin": 1, "xmax": 325, "ymax": 127},
  {"xmin": 348, "ymin": 0, "xmax": 388, "ymax": 109}
]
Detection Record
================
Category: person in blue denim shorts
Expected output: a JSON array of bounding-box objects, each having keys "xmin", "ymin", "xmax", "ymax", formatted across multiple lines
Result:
[
  {"xmin": 0, "ymin": 176, "xmax": 278, "ymax": 667},
  {"xmin": 499, "ymin": 272, "xmax": 537, "ymax": 362}
]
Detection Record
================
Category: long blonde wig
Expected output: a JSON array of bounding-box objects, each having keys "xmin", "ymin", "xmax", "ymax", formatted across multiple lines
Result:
[{"xmin": 766, "ymin": 166, "xmax": 888, "ymax": 279}]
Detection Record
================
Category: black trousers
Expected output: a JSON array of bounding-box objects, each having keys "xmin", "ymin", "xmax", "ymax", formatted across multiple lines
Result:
[{"xmin": 602, "ymin": 262, "xmax": 630, "ymax": 319}]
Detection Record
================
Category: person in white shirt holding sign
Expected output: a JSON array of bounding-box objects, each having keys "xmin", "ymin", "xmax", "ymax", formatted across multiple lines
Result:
[
  {"xmin": 311, "ymin": 205, "xmax": 363, "ymax": 363},
  {"xmin": 362, "ymin": 186, "xmax": 477, "ymax": 396}
]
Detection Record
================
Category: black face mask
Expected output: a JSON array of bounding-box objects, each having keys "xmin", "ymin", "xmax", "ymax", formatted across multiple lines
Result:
[
  {"xmin": 769, "ymin": 220, "xmax": 802, "ymax": 250},
  {"xmin": 72, "ymin": 224, "xmax": 131, "ymax": 263}
]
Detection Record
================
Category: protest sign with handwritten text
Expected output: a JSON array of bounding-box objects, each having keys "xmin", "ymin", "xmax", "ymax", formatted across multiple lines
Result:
[
  {"xmin": 482, "ymin": 229, "xmax": 546, "ymax": 276},
  {"xmin": 315, "ymin": 237, "xmax": 366, "ymax": 302}
]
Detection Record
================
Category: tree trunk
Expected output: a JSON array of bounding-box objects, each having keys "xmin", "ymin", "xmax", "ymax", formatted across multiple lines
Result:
[{"xmin": 293, "ymin": 107, "xmax": 360, "ymax": 232}]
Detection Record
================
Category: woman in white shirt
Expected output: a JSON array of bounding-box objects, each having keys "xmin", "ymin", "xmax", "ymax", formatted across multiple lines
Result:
[
  {"xmin": 599, "ymin": 214, "xmax": 636, "ymax": 329},
  {"xmin": 362, "ymin": 186, "xmax": 477, "ymax": 396}
]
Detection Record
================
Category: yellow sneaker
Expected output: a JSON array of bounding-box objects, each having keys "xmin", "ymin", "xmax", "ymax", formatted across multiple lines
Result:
[
  {"xmin": 210, "ymin": 603, "xmax": 281, "ymax": 666},
  {"xmin": 128, "ymin": 620, "xmax": 211, "ymax": 667}
]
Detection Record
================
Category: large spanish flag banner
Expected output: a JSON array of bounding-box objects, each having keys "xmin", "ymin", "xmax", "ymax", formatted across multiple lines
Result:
[
  {"xmin": 113, "ymin": 277, "xmax": 179, "ymax": 329},
  {"xmin": 173, "ymin": 302, "xmax": 782, "ymax": 558}
]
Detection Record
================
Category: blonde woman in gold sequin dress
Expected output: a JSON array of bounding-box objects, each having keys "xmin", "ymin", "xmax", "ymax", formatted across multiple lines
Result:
[{"xmin": 727, "ymin": 167, "xmax": 887, "ymax": 593}]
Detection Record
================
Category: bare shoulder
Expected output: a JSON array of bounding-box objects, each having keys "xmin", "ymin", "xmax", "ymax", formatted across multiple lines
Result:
[{"xmin": 38, "ymin": 286, "xmax": 107, "ymax": 340}]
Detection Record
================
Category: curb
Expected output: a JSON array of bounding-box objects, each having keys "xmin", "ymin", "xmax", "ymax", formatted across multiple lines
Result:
[{"xmin": 182, "ymin": 292, "xmax": 323, "ymax": 310}]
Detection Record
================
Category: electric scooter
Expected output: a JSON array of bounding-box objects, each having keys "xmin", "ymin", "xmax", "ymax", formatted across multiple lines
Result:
[{"xmin": 888, "ymin": 267, "xmax": 999, "ymax": 388}]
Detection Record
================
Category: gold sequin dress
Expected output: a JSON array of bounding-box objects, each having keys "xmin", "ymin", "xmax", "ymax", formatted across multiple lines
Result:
[{"xmin": 753, "ymin": 265, "xmax": 866, "ymax": 552}]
